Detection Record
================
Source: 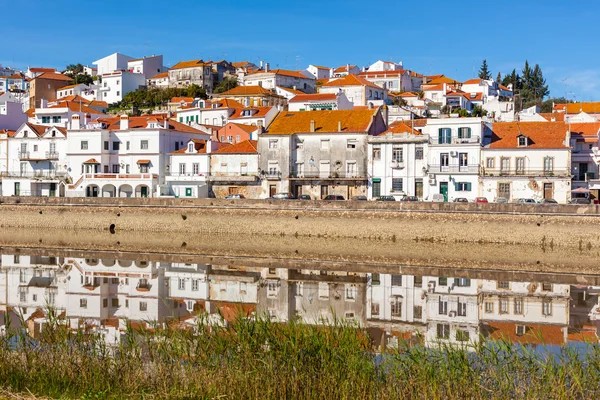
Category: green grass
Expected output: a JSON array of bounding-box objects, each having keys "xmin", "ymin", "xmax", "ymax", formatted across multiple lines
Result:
[{"xmin": 0, "ymin": 314, "xmax": 598, "ymax": 399}]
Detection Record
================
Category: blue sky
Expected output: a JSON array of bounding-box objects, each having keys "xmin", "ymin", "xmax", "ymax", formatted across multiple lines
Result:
[{"xmin": 3, "ymin": 0, "xmax": 599, "ymax": 100}]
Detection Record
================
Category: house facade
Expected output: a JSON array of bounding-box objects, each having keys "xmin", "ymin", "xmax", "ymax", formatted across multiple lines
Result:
[
  {"xmin": 29, "ymin": 72, "xmax": 73, "ymax": 109},
  {"xmin": 242, "ymin": 68, "xmax": 316, "ymax": 94},
  {"xmin": 319, "ymin": 74, "xmax": 387, "ymax": 106},
  {"xmin": 0, "ymin": 91, "xmax": 27, "ymax": 130},
  {"xmin": 288, "ymin": 93, "xmax": 353, "ymax": 112},
  {"xmin": 216, "ymin": 85, "xmax": 286, "ymax": 108},
  {"xmin": 168, "ymin": 60, "xmax": 213, "ymax": 92},
  {"xmin": 209, "ymin": 140, "xmax": 259, "ymax": 198}
]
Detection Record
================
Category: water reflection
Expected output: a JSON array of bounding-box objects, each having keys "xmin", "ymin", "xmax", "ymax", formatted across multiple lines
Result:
[{"xmin": 1, "ymin": 252, "xmax": 598, "ymax": 348}]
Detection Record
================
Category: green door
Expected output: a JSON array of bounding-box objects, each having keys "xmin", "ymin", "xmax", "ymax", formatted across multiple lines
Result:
[
  {"xmin": 440, "ymin": 182, "xmax": 448, "ymax": 202},
  {"xmin": 372, "ymin": 178, "xmax": 381, "ymax": 198},
  {"xmin": 14, "ymin": 182, "xmax": 20, "ymax": 196},
  {"xmin": 185, "ymin": 187, "xmax": 193, "ymax": 197},
  {"xmin": 141, "ymin": 186, "xmax": 148, "ymax": 198}
]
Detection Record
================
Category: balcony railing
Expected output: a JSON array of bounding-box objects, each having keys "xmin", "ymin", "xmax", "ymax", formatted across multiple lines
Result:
[
  {"xmin": 209, "ymin": 172, "xmax": 259, "ymax": 182},
  {"xmin": 428, "ymin": 165, "xmax": 480, "ymax": 174},
  {"xmin": 81, "ymin": 173, "xmax": 156, "ymax": 180},
  {"xmin": 390, "ymin": 160, "xmax": 405, "ymax": 169},
  {"xmin": 289, "ymin": 170, "xmax": 366, "ymax": 179},
  {"xmin": 5, "ymin": 170, "xmax": 66, "ymax": 179},
  {"xmin": 429, "ymin": 136, "xmax": 481, "ymax": 145},
  {"xmin": 18, "ymin": 151, "xmax": 59, "ymax": 160},
  {"xmin": 482, "ymin": 168, "xmax": 572, "ymax": 177}
]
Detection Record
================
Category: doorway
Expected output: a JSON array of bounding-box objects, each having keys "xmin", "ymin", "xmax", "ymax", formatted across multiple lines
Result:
[
  {"xmin": 320, "ymin": 185, "xmax": 329, "ymax": 199},
  {"xmin": 415, "ymin": 179, "xmax": 423, "ymax": 199},
  {"xmin": 14, "ymin": 182, "xmax": 20, "ymax": 196},
  {"xmin": 269, "ymin": 185, "xmax": 276, "ymax": 197},
  {"xmin": 544, "ymin": 183, "xmax": 553, "ymax": 199},
  {"xmin": 439, "ymin": 182, "xmax": 448, "ymax": 202},
  {"xmin": 140, "ymin": 186, "xmax": 148, "ymax": 198},
  {"xmin": 372, "ymin": 180, "xmax": 381, "ymax": 198}
]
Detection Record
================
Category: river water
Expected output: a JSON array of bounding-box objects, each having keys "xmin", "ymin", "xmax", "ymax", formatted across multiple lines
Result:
[{"xmin": 1, "ymin": 249, "xmax": 598, "ymax": 349}]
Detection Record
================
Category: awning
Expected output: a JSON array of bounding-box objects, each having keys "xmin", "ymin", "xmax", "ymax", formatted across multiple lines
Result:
[
  {"xmin": 83, "ymin": 158, "xmax": 100, "ymax": 164},
  {"xmin": 572, "ymin": 187, "xmax": 590, "ymax": 193},
  {"xmin": 137, "ymin": 159, "xmax": 151, "ymax": 164}
]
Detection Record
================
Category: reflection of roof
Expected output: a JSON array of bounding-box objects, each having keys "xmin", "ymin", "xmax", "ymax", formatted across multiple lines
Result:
[
  {"xmin": 266, "ymin": 108, "xmax": 379, "ymax": 135},
  {"xmin": 483, "ymin": 321, "xmax": 566, "ymax": 345},
  {"xmin": 289, "ymin": 93, "xmax": 337, "ymax": 103},
  {"xmin": 214, "ymin": 139, "xmax": 258, "ymax": 154},
  {"xmin": 377, "ymin": 122, "xmax": 421, "ymax": 136},
  {"xmin": 322, "ymin": 74, "xmax": 382, "ymax": 89},
  {"xmin": 488, "ymin": 122, "xmax": 570, "ymax": 149},
  {"xmin": 211, "ymin": 301, "xmax": 256, "ymax": 323}
]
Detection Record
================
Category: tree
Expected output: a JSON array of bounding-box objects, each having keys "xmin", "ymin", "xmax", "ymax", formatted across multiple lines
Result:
[
  {"xmin": 540, "ymin": 97, "xmax": 570, "ymax": 113},
  {"xmin": 213, "ymin": 76, "xmax": 238, "ymax": 94},
  {"xmin": 501, "ymin": 69, "xmax": 521, "ymax": 91},
  {"xmin": 74, "ymin": 74, "xmax": 94, "ymax": 85},
  {"xmin": 392, "ymin": 96, "xmax": 408, "ymax": 107},
  {"xmin": 496, "ymin": 72, "xmax": 502, "ymax": 83},
  {"xmin": 478, "ymin": 59, "xmax": 491, "ymax": 80},
  {"xmin": 471, "ymin": 105, "xmax": 486, "ymax": 117},
  {"xmin": 186, "ymin": 84, "xmax": 207, "ymax": 99},
  {"xmin": 65, "ymin": 63, "xmax": 84, "ymax": 75}
]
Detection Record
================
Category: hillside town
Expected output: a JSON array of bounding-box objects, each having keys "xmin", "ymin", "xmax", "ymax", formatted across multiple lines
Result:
[{"xmin": 0, "ymin": 52, "xmax": 598, "ymax": 203}]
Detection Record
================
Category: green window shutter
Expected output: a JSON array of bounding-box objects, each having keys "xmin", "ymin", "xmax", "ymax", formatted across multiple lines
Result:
[
  {"xmin": 438, "ymin": 128, "xmax": 443, "ymax": 144},
  {"xmin": 455, "ymin": 182, "xmax": 460, "ymax": 191},
  {"xmin": 179, "ymin": 117, "xmax": 183, "ymax": 123},
  {"xmin": 466, "ymin": 183, "xmax": 472, "ymax": 191}
]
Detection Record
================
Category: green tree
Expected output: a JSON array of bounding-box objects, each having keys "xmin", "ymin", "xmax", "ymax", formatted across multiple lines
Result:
[
  {"xmin": 186, "ymin": 84, "xmax": 207, "ymax": 99},
  {"xmin": 540, "ymin": 97, "xmax": 569, "ymax": 113},
  {"xmin": 213, "ymin": 76, "xmax": 238, "ymax": 94},
  {"xmin": 496, "ymin": 72, "xmax": 501, "ymax": 83},
  {"xmin": 74, "ymin": 74, "xmax": 94, "ymax": 85},
  {"xmin": 65, "ymin": 63, "xmax": 84, "ymax": 75},
  {"xmin": 478, "ymin": 59, "xmax": 491, "ymax": 80},
  {"xmin": 471, "ymin": 105, "xmax": 486, "ymax": 117},
  {"xmin": 392, "ymin": 96, "xmax": 408, "ymax": 107}
]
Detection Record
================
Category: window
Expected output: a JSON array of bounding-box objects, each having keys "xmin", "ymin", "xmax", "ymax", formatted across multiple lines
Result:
[
  {"xmin": 267, "ymin": 161, "xmax": 279, "ymax": 175},
  {"xmin": 126, "ymin": 141, "xmax": 130, "ymax": 150},
  {"xmin": 414, "ymin": 306, "xmax": 423, "ymax": 319},
  {"xmin": 392, "ymin": 147, "xmax": 403, "ymax": 162},
  {"xmin": 236, "ymin": 135, "xmax": 240, "ymax": 143},
  {"xmin": 104, "ymin": 165, "xmax": 109, "ymax": 173},
  {"xmin": 33, "ymin": 145, "xmax": 38, "ymax": 152},
  {"xmin": 458, "ymin": 153, "xmax": 468, "ymax": 167},
  {"xmin": 457, "ymin": 298, "xmax": 467, "ymax": 316},
  {"xmin": 193, "ymin": 163, "xmax": 199, "ymax": 175},
  {"xmin": 81, "ymin": 141, "xmax": 88, "ymax": 150},
  {"xmin": 80, "ymin": 298, "xmax": 87, "ymax": 309},
  {"xmin": 485, "ymin": 301, "xmax": 494, "ymax": 313},
  {"xmin": 501, "ymin": 157, "xmax": 510, "ymax": 172},
  {"xmin": 112, "ymin": 141, "xmax": 120, "ymax": 151},
  {"xmin": 42, "ymin": 116, "xmax": 50, "ymax": 124},
  {"xmin": 516, "ymin": 325, "xmax": 527, "ymax": 336},
  {"xmin": 415, "ymin": 146, "xmax": 423, "ymax": 160},
  {"xmin": 542, "ymin": 283, "xmax": 552, "ymax": 291},
  {"xmin": 497, "ymin": 281, "xmax": 510, "ymax": 289},
  {"xmin": 321, "ymin": 139, "xmax": 330, "ymax": 150},
  {"xmin": 346, "ymin": 161, "xmax": 356, "ymax": 176},
  {"xmin": 486, "ymin": 157, "xmax": 495, "ymax": 169},
  {"xmin": 458, "ymin": 127, "xmax": 471, "ymax": 139},
  {"xmin": 372, "ymin": 147, "xmax": 381, "ymax": 160},
  {"xmin": 267, "ymin": 281, "xmax": 278, "ymax": 298},
  {"xmin": 518, "ymin": 136, "xmax": 528, "ymax": 147},
  {"xmin": 192, "ymin": 279, "xmax": 199, "ymax": 291},
  {"xmin": 543, "ymin": 157, "xmax": 553, "ymax": 173},
  {"xmin": 390, "ymin": 297, "xmax": 402, "ymax": 317},
  {"xmin": 19, "ymin": 269, "xmax": 26, "ymax": 283},
  {"xmin": 371, "ymin": 273, "xmax": 380, "ymax": 285},
  {"xmin": 295, "ymin": 139, "xmax": 304, "ymax": 149},
  {"xmin": 141, "ymin": 140, "xmax": 149, "ymax": 150},
  {"xmin": 414, "ymin": 276, "xmax": 422, "ymax": 285},
  {"xmin": 52, "ymin": 116, "xmax": 61, "ymax": 123},
  {"xmin": 116, "ymin": 91, "xmax": 120, "ymax": 96},
  {"xmin": 179, "ymin": 163, "xmax": 186, "ymax": 175},
  {"xmin": 455, "ymin": 278, "xmax": 471, "ymax": 287},
  {"xmin": 516, "ymin": 157, "xmax": 525, "ymax": 174},
  {"xmin": 456, "ymin": 329, "xmax": 470, "ymax": 342},
  {"xmin": 455, "ymin": 182, "xmax": 471, "ymax": 191},
  {"xmin": 392, "ymin": 178, "xmax": 403, "ymax": 192},
  {"xmin": 542, "ymin": 299, "xmax": 552, "ymax": 316},
  {"xmin": 139, "ymin": 301, "xmax": 148, "ymax": 311},
  {"xmin": 178, "ymin": 278, "xmax": 185, "ymax": 290},
  {"xmin": 112, "ymin": 298, "xmax": 119, "ymax": 307},
  {"xmin": 112, "ymin": 164, "xmax": 119, "ymax": 173},
  {"xmin": 439, "ymin": 297, "xmax": 448, "ymax": 315},
  {"xmin": 391, "ymin": 275, "xmax": 402, "ymax": 287},
  {"xmin": 371, "ymin": 302, "xmax": 380, "ymax": 315},
  {"xmin": 104, "ymin": 141, "xmax": 109, "ymax": 150},
  {"xmin": 440, "ymin": 153, "xmax": 449, "ymax": 167},
  {"xmin": 514, "ymin": 298, "xmax": 523, "ymax": 315},
  {"xmin": 347, "ymin": 139, "xmax": 357, "ymax": 149},
  {"xmin": 14, "ymin": 255, "xmax": 20, "ymax": 264},
  {"xmin": 499, "ymin": 297, "xmax": 509, "ymax": 314},
  {"xmin": 228, "ymin": 136, "xmax": 233, "ymax": 143},
  {"xmin": 268, "ymin": 139, "xmax": 278, "ymax": 149},
  {"xmin": 345, "ymin": 284, "xmax": 357, "ymax": 300},
  {"xmin": 438, "ymin": 128, "xmax": 451, "ymax": 144},
  {"xmin": 437, "ymin": 323, "xmax": 450, "ymax": 339},
  {"xmin": 439, "ymin": 277, "xmax": 447, "ymax": 286},
  {"xmin": 318, "ymin": 282, "xmax": 329, "ymax": 299},
  {"xmin": 20, "ymin": 291, "xmax": 26, "ymax": 302},
  {"xmin": 140, "ymin": 164, "xmax": 148, "ymax": 173}
]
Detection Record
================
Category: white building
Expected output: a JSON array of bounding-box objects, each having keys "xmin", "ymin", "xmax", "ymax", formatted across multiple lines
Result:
[
  {"xmin": 0, "ymin": 91, "xmax": 27, "ymax": 130},
  {"xmin": 320, "ymin": 74, "xmax": 386, "ymax": 106},
  {"xmin": 127, "ymin": 55, "xmax": 165, "ymax": 80},
  {"xmin": 66, "ymin": 115, "xmax": 210, "ymax": 198},
  {"xmin": 303, "ymin": 65, "xmax": 331, "ymax": 80},
  {"xmin": 368, "ymin": 122, "xmax": 429, "ymax": 199},
  {"xmin": 174, "ymin": 99, "xmax": 244, "ymax": 127},
  {"xmin": 209, "ymin": 140, "xmax": 259, "ymax": 198},
  {"xmin": 31, "ymin": 100, "xmax": 105, "ymax": 129},
  {"xmin": 165, "ymin": 139, "xmax": 215, "ymax": 198},
  {"xmin": 423, "ymin": 117, "xmax": 483, "ymax": 201},
  {"xmin": 2, "ymin": 122, "xmax": 68, "ymax": 197},
  {"xmin": 148, "ymin": 72, "xmax": 169, "ymax": 88},
  {"xmin": 241, "ymin": 68, "xmax": 316, "ymax": 94},
  {"xmin": 481, "ymin": 121, "xmax": 571, "ymax": 203},
  {"xmin": 0, "ymin": 128, "xmax": 8, "ymax": 175},
  {"xmin": 367, "ymin": 60, "xmax": 403, "ymax": 72},
  {"xmin": 56, "ymin": 83, "xmax": 100, "ymax": 101},
  {"xmin": 97, "ymin": 71, "xmax": 146, "ymax": 105},
  {"xmin": 359, "ymin": 70, "xmax": 422, "ymax": 94},
  {"xmin": 288, "ymin": 93, "xmax": 353, "ymax": 112},
  {"xmin": 92, "ymin": 52, "xmax": 135, "ymax": 76}
]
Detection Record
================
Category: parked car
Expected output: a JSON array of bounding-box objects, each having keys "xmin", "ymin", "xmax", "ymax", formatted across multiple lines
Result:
[
  {"xmin": 475, "ymin": 197, "xmax": 489, "ymax": 203},
  {"xmin": 515, "ymin": 198, "xmax": 537, "ymax": 204},
  {"xmin": 376, "ymin": 196, "xmax": 396, "ymax": 201},
  {"xmin": 323, "ymin": 195, "xmax": 345, "ymax": 201},
  {"xmin": 453, "ymin": 197, "xmax": 469, "ymax": 203},
  {"xmin": 539, "ymin": 198, "xmax": 558, "ymax": 204},
  {"xmin": 351, "ymin": 195, "xmax": 368, "ymax": 201},
  {"xmin": 431, "ymin": 194, "xmax": 445, "ymax": 203},
  {"xmin": 225, "ymin": 194, "xmax": 245, "ymax": 199},
  {"xmin": 569, "ymin": 197, "xmax": 591, "ymax": 205},
  {"xmin": 494, "ymin": 197, "xmax": 508, "ymax": 203},
  {"xmin": 399, "ymin": 195, "xmax": 419, "ymax": 202},
  {"xmin": 271, "ymin": 193, "xmax": 296, "ymax": 200},
  {"xmin": 297, "ymin": 194, "xmax": 311, "ymax": 200}
]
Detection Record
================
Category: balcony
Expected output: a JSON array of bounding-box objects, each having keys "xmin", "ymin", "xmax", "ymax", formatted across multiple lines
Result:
[
  {"xmin": 136, "ymin": 280, "xmax": 152, "ymax": 292},
  {"xmin": 18, "ymin": 151, "xmax": 59, "ymax": 161},
  {"xmin": 5, "ymin": 170, "xmax": 66, "ymax": 179},
  {"xmin": 208, "ymin": 172, "xmax": 259, "ymax": 182},
  {"xmin": 428, "ymin": 164, "xmax": 480, "ymax": 174},
  {"xmin": 482, "ymin": 168, "xmax": 572, "ymax": 177},
  {"xmin": 389, "ymin": 160, "xmax": 405, "ymax": 169},
  {"xmin": 289, "ymin": 170, "xmax": 366, "ymax": 180},
  {"xmin": 429, "ymin": 136, "xmax": 481, "ymax": 145}
]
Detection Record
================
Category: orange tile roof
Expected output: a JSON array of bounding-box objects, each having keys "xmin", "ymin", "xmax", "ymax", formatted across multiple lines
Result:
[
  {"xmin": 57, "ymin": 95, "xmax": 90, "ymax": 103},
  {"xmin": 278, "ymin": 86, "xmax": 305, "ymax": 94},
  {"xmin": 397, "ymin": 92, "xmax": 419, "ymax": 98},
  {"xmin": 25, "ymin": 108, "xmax": 36, "ymax": 118},
  {"xmin": 334, "ymin": 65, "xmax": 357, "ymax": 73},
  {"xmin": 266, "ymin": 108, "xmax": 379, "ymax": 135},
  {"xmin": 171, "ymin": 97, "xmax": 194, "ymax": 103},
  {"xmin": 562, "ymin": 102, "xmax": 600, "ymax": 114},
  {"xmin": 57, "ymin": 84, "xmax": 81, "ymax": 91},
  {"xmin": 322, "ymin": 74, "xmax": 383, "ymax": 89},
  {"xmin": 463, "ymin": 78, "xmax": 482, "ymax": 85},
  {"xmin": 150, "ymin": 72, "xmax": 168, "ymax": 80},
  {"xmin": 95, "ymin": 114, "xmax": 206, "ymax": 134},
  {"xmin": 89, "ymin": 100, "xmax": 108, "ymax": 108},
  {"xmin": 30, "ymin": 67, "xmax": 55, "ymax": 73},
  {"xmin": 83, "ymin": 158, "xmax": 100, "ymax": 164},
  {"xmin": 220, "ymin": 85, "xmax": 275, "ymax": 96},
  {"xmin": 483, "ymin": 322, "xmax": 566, "ymax": 345},
  {"xmin": 36, "ymin": 72, "xmax": 73, "ymax": 82},
  {"xmin": 498, "ymin": 84, "xmax": 512, "ymax": 91},
  {"xmin": 232, "ymin": 61, "xmax": 251, "ymax": 68},
  {"xmin": 249, "ymin": 68, "xmax": 309, "ymax": 79},
  {"xmin": 214, "ymin": 139, "xmax": 258, "ymax": 154},
  {"xmin": 136, "ymin": 159, "xmax": 151, "ymax": 164},
  {"xmin": 24, "ymin": 123, "xmax": 49, "ymax": 137},
  {"xmin": 170, "ymin": 60, "xmax": 205, "ymax": 70},
  {"xmin": 540, "ymin": 113, "xmax": 565, "ymax": 122},
  {"xmin": 423, "ymin": 84, "xmax": 444, "ymax": 91},
  {"xmin": 567, "ymin": 325, "xmax": 599, "ymax": 343},
  {"xmin": 488, "ymin": 122, "xmax": 570, "ymax": 149},
  {"xmin": 377, "ymin": 122, "xmax": 421, "ymax": 136},
  {"xmin": 568, "ymin": 122, "xmax": 600, "ymax": 141},
  {"xmin": 290, "ymin": 93, "xmax": 337, "ymax": 102},
  {"xmin": 227, "ymin": 123, "xmax": 259, "ymax": 134},
  {"xmin": 50, "ymin": 101, "xmax": 104, "ymax": 115},
  {"xmin": 428, "ymin": 76, "xmax": 460, "ymax": 85},
  {"xmin": 229, "ymin": 106, "xmax": 275, "ymax": 119}
]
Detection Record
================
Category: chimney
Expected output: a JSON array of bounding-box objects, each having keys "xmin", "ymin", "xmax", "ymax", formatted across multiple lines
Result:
[
  {"xmin": 265, "ymin": 62, "xmax": 270, "ymax": 73},
  {"xmin": 120, "ymin": 114, "xmax": 129, "ymax": 130},
  {"xmin": 310, "ymin": 120, "xmax": 316, "ymax": 132},
  {"xmin": 84, "ymin": 113, "xmax": 91, "ymax": 127},
  {"xmin": 293, "ymin": 85, "xmax": 297, "ymax": 91},
  {"xmin": 71, "ymin": 114, "xmax": 80, "ymax": 130},
  {"xmin": 337, "ymin": 121, "xmax": 342, "ymax": 132},
  {"xmin": 206, "ymin": 139, "xmax": 212, "ymax": 154}
]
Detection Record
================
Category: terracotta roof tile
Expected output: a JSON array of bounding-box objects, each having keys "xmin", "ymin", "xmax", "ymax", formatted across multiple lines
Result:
[
  {"xmin": 397, "ymin": 92, "xmax": 419, "ymax": 98},
  {"xmin": 423, "ymin": 84, "xmax": 444, "ymax": 91},
  {"xmin": 322, "ymin": 74, "xmax": 383, "ymax": 90},
  {"xmin": 463, "ymin": 78, "xmax": 482, "ymax": 85},
  {"xmin": 488, "ymin": 122, "xmax": 570, "ymax": 149},
  {"xmin": 377, "ymin": 122, "xmax": 421, "ymax": 136},
  {"xmin": 150, "ymin": 72, "xmax": 168, "ymax": 80},
  {"xmin": 220, "ymin": 85, "xmax": 275, "ymax": 96},
  {"xmin": 50, "ymin": 101, "xmax": 104, "ymax": 115},
  {"xmin": 289, "ymin": 93, "xmax": 337, "ymax": 102},
  {"xmin": 560, "ymin": 102, "xmax": 600, "ymax": 114},
  {"xmin": 334, "ymin": 65, "xmax": 357, "ymax": 73},
  {"xmin": 229, "ymin": 107, "xmax": 275, "ymax": 119},
  {"xmin": 266, "ymin": 108, "xmax": 379, "ymax": 135},
  {"xmin": 278, "ymin": 86, "xmax": 305, "ymax": 94},
  {"xmin": 83, "ymin": 158, "xmax": 100, "ymax": 164},
  {"xmin": 249, "ymin": 69, "xmax": 308, "ymax": 79},
  {"xmin": 539, "ymin": 113, "xmax": 565, "ymax": 122},
  {"xmin": 483, "ymin": 322, "xmax": 566, "ymax": 346},
  {"xmin": 214, "ymin": 139, "xmax": 258, "ymax": 154},
  {"xmin": 35, "ymin": 72, "xmax": 73, "ymax": 82},
  {"xmin": 428, "ymin": 76, "xmax": 460, "ymax": 85},
  {"xmin": 171, "ymin": 97, "xmax": 194, "ymax": 103},
  {"xmin": 498, "ymin": 84, "xmax": 512, "ymax": 91},
  {"xmin": 170, "ymin": 60, "xmax": 205, "ymax": 70},
  {"xmin": 29, "ymin": 67, "xmax": 55, "ymax": 73}
]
